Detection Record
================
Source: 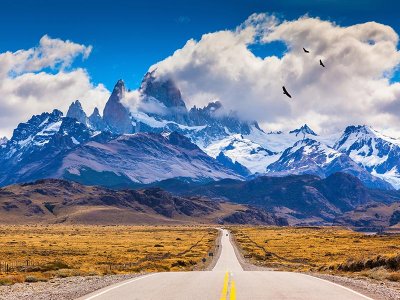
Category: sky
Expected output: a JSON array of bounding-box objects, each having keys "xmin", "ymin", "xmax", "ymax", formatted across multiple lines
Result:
[{"xmin": 1, "ymin": 0, "xmax": 400, "ymax": 137}]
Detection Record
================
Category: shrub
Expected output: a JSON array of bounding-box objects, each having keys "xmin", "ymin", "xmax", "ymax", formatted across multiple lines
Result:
[
  {"xmin": 171, "ymin": 260, "xmax": 187, "ymax": 267},
  {"xmin": 25, "ymin": 275, "xmax": 39, "ymax": 283},
  {"xmin": 387, "ymin": 273, "xmax": 400, "ymax": 282}
]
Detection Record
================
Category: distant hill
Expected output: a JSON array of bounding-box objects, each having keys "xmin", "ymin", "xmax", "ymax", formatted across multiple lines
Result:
[
  {"xmin": 145, "ymin": 172, "xmax": 400, "ymax": 228},
  {"xmin": 0, "ymin": 179, "xmax": 287, "ymax": 226}
]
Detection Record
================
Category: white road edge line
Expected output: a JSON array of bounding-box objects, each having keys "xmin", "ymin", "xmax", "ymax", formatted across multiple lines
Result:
[
  {"xmin": 82, "ymin": 273, "xmax": 158, "ymax": 300},
  {"xmin": 303, "ymin": 274, "xmax": 375, "ymax": 300}
]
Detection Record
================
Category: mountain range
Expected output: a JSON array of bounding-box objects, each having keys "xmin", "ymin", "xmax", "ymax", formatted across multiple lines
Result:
[
  {"xmin": 143, "ymin": 172, "xmax": 400, "ymax": 230},
  {"xmin": 1, "ymin": 72, "xmax": 400, "ymax": 191},
  {"xmin": 0, "ymin": 179, "xmax": 286, "ymax": 225},
  {"xmin": 0, "ymin": 73, "xmax": 400, "ymax": 229}
]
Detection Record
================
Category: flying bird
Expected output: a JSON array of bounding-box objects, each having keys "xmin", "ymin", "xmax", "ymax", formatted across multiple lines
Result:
[
  {"xmin": 303, "ymin": 47, "xmax": 310, "ymax": 53},
  {"xmin": 282, "ymin": 86, "xmax": 292, "ymax": 98},
  {"xmin": 320, "ymin": 59, "xmax": 325, "ymax": 67}
]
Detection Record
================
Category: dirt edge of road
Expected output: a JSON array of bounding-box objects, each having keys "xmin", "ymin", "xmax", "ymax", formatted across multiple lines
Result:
[{"xmin": 203, "ymin": 228, "xmax": 223, "ymax": 271}]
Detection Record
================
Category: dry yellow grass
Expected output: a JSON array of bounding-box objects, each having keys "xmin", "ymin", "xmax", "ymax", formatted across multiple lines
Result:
[
  {"xmin": 231, "ymin": 226, "xmax": 400, "ymax": 280},
  {"xmin": 0, "ymin": 225, "xmax": 218, "ymax": 285}
]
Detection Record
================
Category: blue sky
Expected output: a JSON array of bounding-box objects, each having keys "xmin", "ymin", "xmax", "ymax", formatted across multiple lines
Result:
[
  {"xmin": 1, "ymin": 0, "xmax": 399, "ymax": 90},
  {"xmin": 1, "ymin": 0, "xmax": 400, "ymax": 138}
]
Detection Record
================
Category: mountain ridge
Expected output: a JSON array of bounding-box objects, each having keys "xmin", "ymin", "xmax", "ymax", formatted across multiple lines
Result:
[
  {"xmin": 0, "ymin": 178, "xmax": 287, "ymax": 226},
  {"xmin": 1, "ymin": 74, "xmax": 400, "ymax": 190}
]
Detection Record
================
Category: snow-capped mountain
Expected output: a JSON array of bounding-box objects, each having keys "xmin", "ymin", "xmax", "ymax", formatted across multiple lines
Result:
[
  {"xmin": 244, "ymin": 124, "xmax": 333, "ymax": 153},
  {"xmin": 60, "ymin": 132, "xmax": 241, "ymax": 186},
  {"xmin": 334, "ymin": 125, "xmax": 400, "ymax": 189},
  {"xmin": 266, "ymin": 138, "xmax": 393, "ymax": 190},
  {"xmin": 133, "ymin": 72, "xmax": 262, "ymax": 147},
  {"xmin": 289, "ymin": 124, "xmax": 317, "ymax": 137},
  {"xmin": 205, "ymin": 134, "xmax": 277, "ymax": 174},
  {"xmin": 0, "ymin": 105, "xmax": 242, "ymax": 187},
  {"xmin": 0, "ymin": 129, "xmax": 241, "ymax": 187},
  {"xmin": 2, "ymin": 72, "xmax": 400, "ymax": 190},
  {"xmin": 0, "ymin": 109, "xmax": 94, "ymax": 186}
]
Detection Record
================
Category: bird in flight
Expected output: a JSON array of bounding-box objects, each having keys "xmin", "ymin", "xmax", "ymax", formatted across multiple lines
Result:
[
  {"xmin": 320, "ymin": 59, "xmax": 325, "ymax": 67},
  {"xmin": 303, "ymin": 48, "xmax": 310, "ymax": 53},
  {"xmin": 282, "ymin": 86, "xmax": 292, "ymax": 98}
]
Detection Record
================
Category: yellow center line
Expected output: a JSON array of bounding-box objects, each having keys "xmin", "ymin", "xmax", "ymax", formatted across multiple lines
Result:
[
  {"xmin": 229, "ymin": 279, "xmax": 236, "ymax": 300},
  {"xmin": 220, "ymin": 272, "xmax": 229, "ymax": 300}
]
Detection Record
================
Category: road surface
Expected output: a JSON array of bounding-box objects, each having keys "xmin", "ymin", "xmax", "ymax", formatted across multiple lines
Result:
[{"xmin": 80, "ymin": 229, "xmax": 373, "ymax": 300}]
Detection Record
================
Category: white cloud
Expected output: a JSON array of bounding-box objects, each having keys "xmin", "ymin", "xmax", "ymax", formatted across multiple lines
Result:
[
  {"xmin": 0, "ymin": 35, "xmax": 109, "ymax": 137},
  {"xmin": 150, "ymin": 14, "xmax": 400, "ymax": 136}
]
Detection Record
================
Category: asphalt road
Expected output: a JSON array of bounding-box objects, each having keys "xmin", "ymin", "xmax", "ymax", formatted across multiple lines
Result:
[{"xmin": 80, "ymin": 229, "xmax": 373, "ymax": 300}]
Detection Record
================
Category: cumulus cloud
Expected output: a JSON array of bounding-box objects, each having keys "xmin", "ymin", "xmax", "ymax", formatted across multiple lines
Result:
[
  {"xmin": 0, "ymin": 35, "xmax": 109, "ymax": 137},
  {"xmin": 150, "ymin": 14, "xmax": 400, "ymax": 136}
]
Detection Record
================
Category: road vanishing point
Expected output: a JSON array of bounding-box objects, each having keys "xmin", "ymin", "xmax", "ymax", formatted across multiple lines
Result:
[{"xmin": 80, "ymin": 229, "xmax": 373, "ymax": 300}]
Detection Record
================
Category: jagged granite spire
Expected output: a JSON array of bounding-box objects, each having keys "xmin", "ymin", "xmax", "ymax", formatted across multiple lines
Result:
[
  {"xmin": 140, "ymin": 71, "xmax": 187, "ymax": 109},
  {"xmin": 66, "ymin": 100, "xmax": 87, "ymax": 124},
  {"xmin": 103, "ymin": 79, "xmax": 133, "ymax": 134}
]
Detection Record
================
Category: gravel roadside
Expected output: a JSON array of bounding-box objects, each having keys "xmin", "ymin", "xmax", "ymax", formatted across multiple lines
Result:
[
  {"xmin": 0, "ymin": 274, "xmax": 144, "ymax": 300},
  {"xmin": 311, "ymin": 274, "xmax": 400, "ymax": 300}
]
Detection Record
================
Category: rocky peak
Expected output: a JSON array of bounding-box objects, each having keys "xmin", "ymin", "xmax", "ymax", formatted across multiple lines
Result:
[
  {"xmin": 343, "ymin": 125, "xmax": 373, "ymax": 136},
  {"xmin": 190, "ymin": 101, "xmax": 222, "ymax": 115},
  {"xmin": 66, "ymin": 100, "xmax": 87, "ymax": 124},
  {"xmin": 0, "ymin": 136, "xmax": 8, "ymax": 146},
  {"xmin": 11, "ymin": 109, "xmax": 63, "ymax": 142},
  {"xmin": 110, "ymin": 79, "xmax": 126, "ymax": 102},
  {"xmin": 90, "ymin": 107, "xmax": 101, "ymax": 118},
  {"xmin": 140, "ymin": 71, "xmax": 187, "ymax": 109},
  {"xmin": 334, "ymin": 125, "xmax": 377, "ymax": 151},
  {"xmin": 103, "ymin": 80, "xmax": 133, "ymax": 134},
  {"xmin": 88, "ymin": 107, "xmax": 105, "ymax": 131},
  {"xmin": 289, "ymin": 124, "xmax": 317, "ymax": 136}
]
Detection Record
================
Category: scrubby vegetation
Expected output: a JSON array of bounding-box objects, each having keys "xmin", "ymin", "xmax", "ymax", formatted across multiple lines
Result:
[
  {"xmin": 232, "ymin": 226, "xmax": 400, "ymax": 281},
  {"xmin": 0, "ymin": 225, "xmax": 218, "ymax": 285}
]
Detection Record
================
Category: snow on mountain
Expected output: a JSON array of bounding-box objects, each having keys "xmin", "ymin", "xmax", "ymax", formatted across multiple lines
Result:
[
  {"xmin": 267, "ymin": 138, "xmax": 342, "ymax": 175},
  {"xmin": 3, "ymin": 72, "xmax": 400, "ymax": 190},
  {"xmin": 245, "ymin": 124, "xmax": 320, "ymax": 153},
  {"xmin": 266, "ymin": 138, "xmax": 393, "ymax": 190},
  {"xmin": 0, "ymin": 107, "xmax": 242, "ymax": 186},
  {"xmin": 205, "ymin": 134, "xmax": 278, "ymax": 174},
  {"xmin": 59, "ymin": 132, "xmax": 243, "ymax": 186},
  {"xmin": 334, "ymin": 125, "xmax": 400, "ymax": 189},
  {"xmin": 0, "ymin": 109, "xmax": 95, "ymax": 186}
]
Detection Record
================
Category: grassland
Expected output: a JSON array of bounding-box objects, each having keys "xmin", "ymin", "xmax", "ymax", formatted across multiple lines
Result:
[
  {"xmin": 0, "ymin": 225, "xmax": 218, "ymax": 285},
  {"xmin": 231, "ymin": 226, "xmax": 400, "ymax": 281}
]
